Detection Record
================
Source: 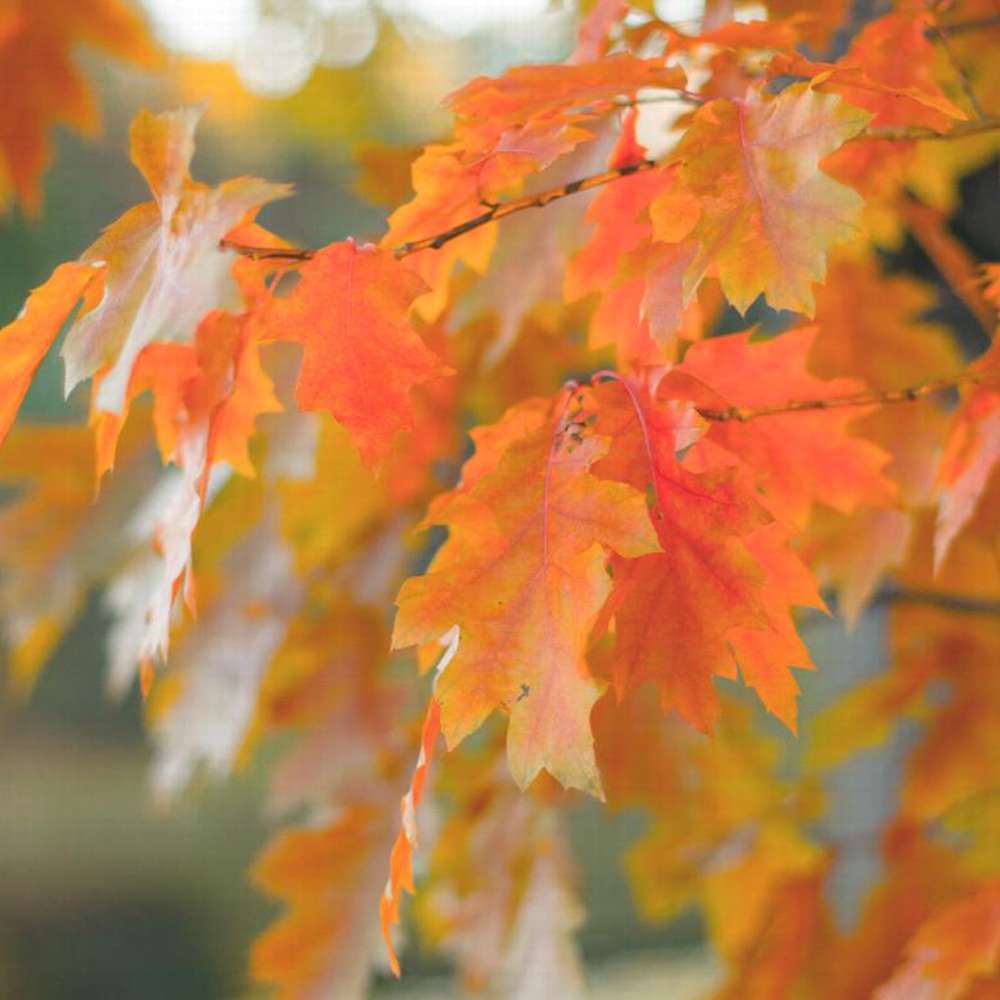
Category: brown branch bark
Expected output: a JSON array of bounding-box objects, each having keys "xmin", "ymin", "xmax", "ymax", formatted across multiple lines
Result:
[
  {"xmin": 218, "ymin": 116, "xmax": 1000, "ymax": 265},
  {"xmin": 926, "ymin": 15, "xmax": 1000, "ymax": 37},
  {"xmin": 695, "ymin": 369, "xmax": 999, "ymax": 423},
  {"xmin": 874, "ymin": 586, "xmax": 1000, "ymax": 617}
]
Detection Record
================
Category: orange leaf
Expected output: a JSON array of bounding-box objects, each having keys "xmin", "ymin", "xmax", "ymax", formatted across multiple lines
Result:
[
  {"xmin": 384, "ymin": 55, "xmax": 686, "ymax": 320},
  {"xmin": 769, "ymin": 11, "xmax": 966, "ymax": 132},
  {"xmin": 61, "ymin": 107, "xmax": 289, "ymax": 413},
  {"xmin": 251, "ymin": 804, "xmax": 390, "ymax": 1000},
  {"xmin": 0, "ymin": 261, "xmax": 104, "ymax": 455},
  {"xmin": 935, "ymin": 341, "xmax": 1000, "ymax": 568},
  {"xmin": 592, "ymin": 380, "xmax": 819, "ymax": 733},
  {"xmin": 380, "ymin": 695, "xmax": 441, "ymax": 976},
  {"xmin": 673, "ymin": 328, "xmax": 895, "ymax": 528},
  {"xmin": 393, "ymin": 396, "xmax": 660, "ymax": 796},
  {"xmin": 656, "ymin": 82, "xmax": 870, "ymax": 315},
  {"xmin": 876, "ymin": 878, "xmax": 1000, "ymax": 1000},
  {"xmin": 256, "ymin": 240, "xmax": 447, "ymax": 469},
  {"xmin": 0, "ymin": 0, "xmax": 158, "ymax": 211}
]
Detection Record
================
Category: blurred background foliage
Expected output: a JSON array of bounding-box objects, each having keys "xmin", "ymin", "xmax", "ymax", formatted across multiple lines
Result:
[{"xmin": 1, "ymin": 1, "xmax": 999, "ymax": 998}]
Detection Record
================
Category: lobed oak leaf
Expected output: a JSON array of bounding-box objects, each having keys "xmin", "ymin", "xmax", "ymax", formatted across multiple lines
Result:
[
  {"xmin": 592, "ymin": 381, "xmax": 818, "ymax": 733},
  {"xmin": 446, "ymin": 55, "xmax": 686, "ymax": 159},
  {"xmin": 204, "ymin": 317, "xmax": 283, "ymax": 479},
  {"xmin": 61, "ymin": 107, "xmax": 290, "ymax": 413},
  {"xmin": 566, "ymin": 109, "xmax": 714, "ymax": 365},
  {"xmin": 656, "ymin": 82, "xmax": 871, "ymax": 315},
  {"xmin": 875, "ymin": 879, "xmax": 1000, "ymax": 1000},
  {"xmin": 673, "ymin": 328, "xmax": 895, "ymax": 528},
  {"xmin": 0, "ymin": 0, "xmax": 158, "ymax": 212},
  {"xmin": 564, "ymin": 110, "xmax": 669, "ymax": 306},
  {"xmin": 768, "ymin": 11, "xmax": 966, "ymax": 133},
  {"xmin": 725, "ymin": 521, "xmax": 821, "ymax": 729},
  {"xmin": 251, "ymin": 804, "xmax": 392, "ymax": 1000},
  {"xmin": 393, "ymin": 400, "xmax": 660, "ymax": 797},
  {"xmin": 380, "ymin": 695, "xmax": 442, "ymax": 976},
  {"xmin": 454, "ymin": 134, "xmax": 611, "ymax": 367},
  {"xmin": 92, "ymin": 310, "xmax": 281, "ymax": 481},
  {"xmin": 566, "ymin": 110, "xmax": 685, "ymax": 365},
  {"xmin": 255, "ymin": 240, "xmax": 448, "ymax": 470}
]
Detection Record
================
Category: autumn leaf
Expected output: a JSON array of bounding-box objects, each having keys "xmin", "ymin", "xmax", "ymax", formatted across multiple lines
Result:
[
  {"xmin": 380, "ymin": 695, "xmax": 441, "ymax": 976},
  {"xmin": 0, "ymin": 0, "xmax": 158, "ymax": 211},
  {"xmin": 383, "ymin": 55, "xmax": 686, "ymax": 320},
  {"xmin": 393, "ymin": 396, "xmax": 660, "ymax": 796},
  {"xmin": 416, "ymin": 735, "xmax": 586, "ymax": 997},
  {"xmin": 381, "ymin": 143, "xmax": 498, "ymax": 322},
  {"xmin": 255, "ymin": 240, "xmax": 448, "ymax": 469},
  {"xmin": 810, "ymin": 255, "xmax": 962, "ymax": 392},
  {"xmin": 445, "ymin": 54, "xmax": 686, "ymax": 164},
  {"xmin": 93, "ymin": 309, "xmax": 281, "ymax": 480},
  {"xmin": 875, "ymin": 878, "xmax": 1000, "ymax": 1000},
  {"xmin": 769, "ymin": 13, "xmax": 965, "ymax": 132},
  {"xmin": 592, "ymin": 380, "xmax": 819, "ymax": 733},
  {"xmin": 566, "ymin": 109, "xmax": 692, "ymax": 362},
  {"xmin": 0, "ymin": 261, "xmax": 104, "ymax": 455},
  {"xmin": 672, "ymin": 327, "xmax": 895, "ymax": 528},
  {"xmin": 146, "ymin": 511, "xmax": 303, "ymax": 798},
  {"xmin": 61, "ymin": 107, "xmax": 290, "ymax": 414},
  {"xmin": 251, "ymin": 805, "xmax": 392, "ymax": 1000},
  {"xmin": 655, "ymin": 82, "xmax": 871, "ymax": 315},
  {"xmin": 935, "ymin": 341, "xmax": 1000, "ymax": 569}
]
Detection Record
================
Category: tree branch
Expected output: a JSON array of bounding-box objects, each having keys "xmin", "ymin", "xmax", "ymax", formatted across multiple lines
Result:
[
  {"xmin": 926, "ymin": 14, "xmax": 1000, "ymax": 38},
  {"xmin": 862, "ymin": 115, "xmax": 1000, "ymax": 141},
  {"xmin": 874, "ymin": 585, "xmax": 1000, "ymax": 617},
  {"xmin": 695, "ymin": 370, "xmax": 998, "ymax": 423},
  {"xmin": 219, "ymin": 116, "xmax": 1000, "ymax": 265}
]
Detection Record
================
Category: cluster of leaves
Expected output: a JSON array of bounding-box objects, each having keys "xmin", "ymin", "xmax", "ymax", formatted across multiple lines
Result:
[{"xmin": 4, "ymin": 0, "xmax": 1000, "ymax": 997}]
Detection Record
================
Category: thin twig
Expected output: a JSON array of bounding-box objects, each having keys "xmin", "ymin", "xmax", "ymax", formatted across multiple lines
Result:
[
  {"xmin": 874, "ymin": 585, "xmax": 1000, "ymax": 617},
  {"xmin": 617, "ymin": 90, "xmax": 706, "ymax": 107},
  {"xmin": 926, "ymin": 14, "xmax": 1000, "ymax": 37},
  {"xmin": 695, "ymin": 370, "xmax": 999, "ymax": 423},
  {"xmin": 929, "ymin": 0, "xmax": 988, "ymax": 119},
  {"xmin": 219, "ymin": 116, "xmax": 1000, "ymax": 265}
]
